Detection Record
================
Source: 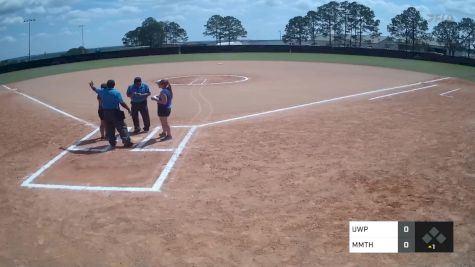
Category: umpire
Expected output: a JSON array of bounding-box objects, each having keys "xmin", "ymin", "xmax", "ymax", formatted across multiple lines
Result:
[
  {"xmin": 89, "ymin": 80, "xmax": 133, "ymax": 148},
  {"xmin": 127, "ymin": 77, "xmax": 151, "ymax": 133}
]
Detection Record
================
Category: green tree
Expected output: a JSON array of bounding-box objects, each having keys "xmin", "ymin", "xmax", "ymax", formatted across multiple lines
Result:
[
  {"xmin": 163, "ymin": 21, "xmax": 188, "ymax": 45},
  {"xmin": 433, "ymin": 20, "xmax": 459, "ymax": 56},
  {"xmin": 203, "ymin": 15, "xmax": 224, "ymax": 44},
  {"xmin": 122, "ymin": 18, "xmax": 186, "ymax": 47},
  {"xmin": 139, "ymin": 17, "xmax": 165, "ymax": 47},
  {"xmin": 352, "ymin": 3, "xmax": 380, "ymax": 47},
  {"xmin": 221, "ymin": 16, "xmax": 247, "ymax": 44},
  {"xmin": 122, "ymin": 27, "xmax": 140, "ymax": 47},
  {"xmin": 283, "ymin": 16, "xmax": 308, "ymax": 45},
  {"xmin": 387, "ymin": 7, "xmax": 429, "ymax": 51},
  {"xmin": 316, "ymin": 1, "xmax": 342, "ymax": 47},
  {"xmin": 339, "ymin": 1, "xmax": 355, "ymax": 47},
  {"xmin": 458, "ymin": 18, "xmax": 475, "ymax": 57},
  {"xmin": 305, "ymin": 11, "xmax": 319, "ymax": 45}
]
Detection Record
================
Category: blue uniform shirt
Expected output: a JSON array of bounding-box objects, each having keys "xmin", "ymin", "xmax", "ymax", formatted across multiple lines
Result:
[
  {"xmin": 95, "ymin": 88, "xmax": 124, "ymax": 110},
  {"xmin": 127, "ymin": 83, "xmax": 150, "ymax": 103},
  {"xmin": 158, "ymin": 88, "xmax": 173, "ymax": 109}
]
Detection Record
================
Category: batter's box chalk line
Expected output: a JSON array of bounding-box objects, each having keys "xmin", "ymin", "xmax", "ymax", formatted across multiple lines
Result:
[{"xmin": 21, "ymin": 125, "xmax": 198, "ymax": 192}]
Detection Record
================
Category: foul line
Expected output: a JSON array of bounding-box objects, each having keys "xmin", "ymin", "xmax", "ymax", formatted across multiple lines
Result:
[
  {"xmin": 2, "ymin": 84, "xmax": 97, "ymax": 129},
  {"xmin": 440, "ymin": 88, "xmax": 461, "ymax": 97},
  {"xmin": 199, "ymin": 77, "xmax": 451, "ymax": 127},
  {"xmin": 152, "ymin": 126, "xmax": 198, "ymax": 191},
  {"xmin": 368, "ymin": 84, "xmax": 438, "ymax": 101}
]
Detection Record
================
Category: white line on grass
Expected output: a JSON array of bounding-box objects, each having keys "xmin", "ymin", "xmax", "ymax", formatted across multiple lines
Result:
[
  {"xmin": 21, "ymin": 128, "xmax": 100, "ymax": 186},
  {"xmin": 199, "ymin": 77, "xmax": 451, "ymax": 128},
  {"xmin": 2, "ymin": 84, "xmax": 97, "ymax": 129},
  {"xmin": 152, "ymin": 126, "xmax": 198, "ymax": 191},
  {"xmin": 440, "ymin": 88, "xmax": 461, "ymax": 97},
  {"xmin": 369, "ymin": 84, "xmax": 438, "ymax": 101}
]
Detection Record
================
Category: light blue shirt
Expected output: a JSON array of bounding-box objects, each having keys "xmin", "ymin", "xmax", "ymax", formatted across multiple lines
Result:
[
  {"xmin": 127, "ymin": 83, "xmax": 150, "ymax": 103},
  {"xmin": 95, "ymin": 88, "xmax": 124, "ymax": 110}
]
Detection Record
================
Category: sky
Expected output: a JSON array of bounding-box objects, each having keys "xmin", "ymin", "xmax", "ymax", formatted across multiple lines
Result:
[{"xmin": 0, "ymin": 0, "xmax": 474, "ymax": 60}]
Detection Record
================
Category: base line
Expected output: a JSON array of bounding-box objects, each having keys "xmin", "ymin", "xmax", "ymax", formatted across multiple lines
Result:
[
  {"xmin": 199, "ymin": 77, "xmax": 451, "ymax": 128},
  {"xmin": 440, "ymin": 88, "xmax": 461, "ymax": 97},
  {"xmin": 152, "ymin": 126, "xmax": 198, "ymax": 191},
  {"xmin": 369, "ymin": 84, "xmax": 438, "ymax": 101},
  {"xmin": 2, "ymin": 84, "xmax": 97, "ymax": 129}
]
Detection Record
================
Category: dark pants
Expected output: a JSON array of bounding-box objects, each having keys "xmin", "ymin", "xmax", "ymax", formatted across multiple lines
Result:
[
  {"xmin": 131, "ymin": 100, "xmax": 150, "ymax": 131},
  {"xmin": 103, "ymin": 109, "xmax": 131, "ymax": 147}
]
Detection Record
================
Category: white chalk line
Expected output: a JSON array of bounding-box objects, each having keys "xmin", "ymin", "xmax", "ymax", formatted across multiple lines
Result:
[
  {"xmin": 1, "ymin": 84, "xmax": 97, "ymax": 129},
  {"xmin": 21, "ymin": 128, "xmax": 100, "ymax": 186},
  {"xmin": 199, "ymin": 77, "xmax": 451, "ymax": 128},
  {"xmin": 368, "ymin": 84, "xmax": 439, "ymax": 101},
  {"xmin": 152, "ymin": 126, "xmax": 198, "ymax": 191},
  {"xmin": 132, "ymin": 127, "xmax": 161, "ymax": 151},
  {"xmin": 131, "ymin": 148, "xmax": 175, "ymax": 152},
  {"xmin": 440, "ymin": 88, "xmax": 461, "ymax": 97},
  {"xmin": 23, "ymin": 183, "xmax": 158, "ymax": 192},
  {"xmin": 169, "ymin": 74, "xmax": 249, "ymax": 86}
]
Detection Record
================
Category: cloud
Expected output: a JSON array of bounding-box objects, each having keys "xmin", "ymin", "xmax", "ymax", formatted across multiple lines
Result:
[
  {"xmin": 0, "ymin": 16, "xmax": 24, "ymax": 24},
  {"xmin": 63, "ymin": 5, "xmax": 141, "ymax": 25},
  {"xmin": 0, "ymin": 35, "xmax": 16, "ymax": 43},
  {"xmin": 0, "ymin": 0, "xmax": 76, "ymax": 15}
]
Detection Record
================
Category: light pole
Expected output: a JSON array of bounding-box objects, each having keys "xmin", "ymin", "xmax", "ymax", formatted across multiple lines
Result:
[
  {"xmin": 24, "ymin": 18, "xmax": 36, "ymax": 61},
  {"xmin": 79, "ymin": 25, "xmax": 84, "ymax": 47}
]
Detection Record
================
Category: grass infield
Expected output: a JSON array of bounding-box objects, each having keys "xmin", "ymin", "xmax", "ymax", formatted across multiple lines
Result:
[{"xmin": 1, "ymin": 52, "xmax": 474, "ymax": 84}]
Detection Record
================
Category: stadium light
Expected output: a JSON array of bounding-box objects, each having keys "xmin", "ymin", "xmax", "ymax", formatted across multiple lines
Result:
[
  {"xmin": 24, "ymin": 18, "xmax": 36, "ymax": 61},
  {"xmin": 78, "ymin": 25, "xmax": 84, "ymax": 47}
]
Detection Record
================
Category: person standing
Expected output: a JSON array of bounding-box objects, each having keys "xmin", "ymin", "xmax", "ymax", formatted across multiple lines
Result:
[
  {"xmin": 97, "ymin": 83, "xmax": 107, "ymax": 140},
  {"xmin": 151, "ymin": 79, "xmax": 173, "ymax": 141},
  {"xmin": 89, "ymin": 80, "xmax": 133, "ymax": 148},
  {"xmin": 127, "ymin": 77, "xmax": 151, "ymax": 133}
]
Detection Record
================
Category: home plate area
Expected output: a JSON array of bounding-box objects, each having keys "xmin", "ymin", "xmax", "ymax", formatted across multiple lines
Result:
[{"xmin": 22, "ymin": 125, "xmax": 194, "ymax": 192}]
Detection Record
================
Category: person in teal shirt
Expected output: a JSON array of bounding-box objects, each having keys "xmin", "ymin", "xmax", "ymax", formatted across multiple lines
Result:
[
  {"xmin": 89, "ymin": 80, "xmax": 133, "ymax": 148},
  {"xmin": 126, "ymin": 77, "xmax": 151, "ymax": 133}
]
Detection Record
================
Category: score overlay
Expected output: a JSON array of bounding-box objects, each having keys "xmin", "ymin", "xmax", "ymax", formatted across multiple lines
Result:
[{"xmin": 349, "ymin": 221, "xmax": 453, "ymax": 253}]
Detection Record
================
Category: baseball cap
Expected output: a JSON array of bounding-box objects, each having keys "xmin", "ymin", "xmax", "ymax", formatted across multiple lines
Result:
[
  {"xmin": 155, "ymin": 79, "xmax": 162, "ymax": 85},
  {"xmin": 134, "ymin": 77, "xmax": 142, "ymax": 83}
]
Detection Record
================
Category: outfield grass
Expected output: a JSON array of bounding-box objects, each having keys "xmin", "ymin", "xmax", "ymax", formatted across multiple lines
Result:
[{"xmin": 0, "ymin": 52, "xmax": 474, "ymax": 84}]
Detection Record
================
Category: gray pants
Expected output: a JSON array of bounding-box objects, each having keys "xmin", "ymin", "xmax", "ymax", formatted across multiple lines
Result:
[{"xmin": 103, "ymin": 109, "xmax": 131, "ymax": 147}]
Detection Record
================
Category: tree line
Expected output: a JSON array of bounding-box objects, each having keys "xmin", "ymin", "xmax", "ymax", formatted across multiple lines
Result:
[
  {"xmin": 283, "ymin": 1, "xmax": 475, "ymax": 57},
  {"xmin": 120, "ymin": 3, "xmax": 475, "ymax": 57}
]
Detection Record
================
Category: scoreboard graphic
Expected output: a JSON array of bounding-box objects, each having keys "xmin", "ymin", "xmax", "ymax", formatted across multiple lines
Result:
[{"xmin": 349, "ymin": 221, "xmax": 453, "ymax": 253}]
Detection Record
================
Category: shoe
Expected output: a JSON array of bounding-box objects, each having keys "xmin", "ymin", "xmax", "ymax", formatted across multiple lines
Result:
[
  {"xmin": 143, "ymin": 128, "xmax": 149, "ymax": 132},
  {"xmin": 110, "ymin": 143, "xmax": 116, "ymax": 148},
  {"xmin": 124, "ymin": 142, "xmax": 134, "ymax": 148},
  {"xmin": 161, "ymin": 135, "xmax": 172, "ymax": 141},
  {"xmin": 100, "ymin": 136, "xmax": 106, "ymax": 140},
  {"xmin": 133, "ymin": 129, "xmax": 140, "ymax": 134},
  {"xmin": 159, "ymin": 132, "xmax": 166, "ymax": 138}
]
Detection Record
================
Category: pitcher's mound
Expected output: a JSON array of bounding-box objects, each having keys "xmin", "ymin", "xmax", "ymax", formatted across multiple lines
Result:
[{"xmin": 166, "ymin": 74, "xmax": 249, "ymax": 86}]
